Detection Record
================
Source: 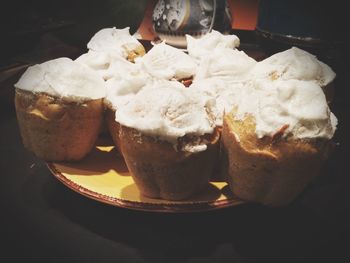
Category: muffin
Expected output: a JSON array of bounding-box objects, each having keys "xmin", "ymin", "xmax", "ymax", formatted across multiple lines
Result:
[
  {"xmin": 186, "ymin": 29, "xmax": 240, "ymax": 60},
  {"xmin": 194, "ymin": 47, "xmax": 256, "ymax": 81},
  {"xmin": 76, "ymin": 27, "xmax": 146, "ymax": 81},
  {"xmin": 221, "ymin": 79, "xmax": 337, "ymax": 206},
  {"xmin": 86, "ymin": 27, "xmax": 145, "ymax": 62},
  {"xmin": 116, "ymin": 82, "xmax": 220, "ymax": 200},
  {"xmin": 14, "ymin": 58, "xmax": 106, "ymax": 161},
  {"xmin": 135, "ymin": 41, "xmax": 197, "ymax": 81},
  {"xmin": 103, "ymin": 34, "xmax": 241, "ymax": 156},
  {"xmin": 250, "ymin": 47, "xmax": 336, "ymax": 103}
]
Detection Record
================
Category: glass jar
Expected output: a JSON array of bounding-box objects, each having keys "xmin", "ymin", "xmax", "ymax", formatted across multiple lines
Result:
[{"xmin": 152, "ymin": 0, "xmax": 232, "ymax": 48}]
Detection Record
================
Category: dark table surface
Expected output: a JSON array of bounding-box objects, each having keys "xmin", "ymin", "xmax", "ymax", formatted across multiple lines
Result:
[{"xmin": 1, "ymin": 31, "xmax": 350, "ymax": 263}]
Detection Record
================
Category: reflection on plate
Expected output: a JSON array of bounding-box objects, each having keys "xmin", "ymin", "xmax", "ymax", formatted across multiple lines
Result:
[{"xmin": 47, "ymin": 137, "xmax": 244, "ymax": 212}]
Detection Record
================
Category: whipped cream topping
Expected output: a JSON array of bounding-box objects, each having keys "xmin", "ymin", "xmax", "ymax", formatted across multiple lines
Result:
[
  {"xmin": 76, "ymin": 50, "xmax": 122, "ymax": 80},
  {"xmin": 15, "ymin": 57, "xmax": 106, "ymax": 100},
  {"xmin": 232, "ymin": 79, "xmax": 337, "ymax": 139},
  {"xmin": 14, "ymin": 25, "xmax": 338, "ymax": 143},
  {"xmin": 186, "ymin": 30, "xmax": 240, "ymax": 59},
  {"xmin": 251, "ymin": 47, "xmax": 336, "ymax": 86},
  {"xmin": 103, "ymin": 57, "xmax": 156, "ymax": 110},
  {"xmin": 77, "ymin": 51, "xmax": 151, "ymax": 82},
  {"xmin": 195, "ymin": 48, "xmax": 257, "ymax": 81},
  {"xmin": 136, "ymin": 42, "xmax": 197, "ymax": 80},
  {"xmin": 87, "ymin": 27, "xmax": 143, "ymax": 58},
  {"xmin": 105, "ymin": 79, "xmax": 187, "ymax": 111},
  {"xmin": 116, "ymin": 81, "xmax": 217, "ymax": 151},
  {"xmin": 105, "ymin": 78, "xmax": 137, "ymax": 111},
  {"xmin": 190, "ymin": 77, "xmax": 244, "ymax": 126}
]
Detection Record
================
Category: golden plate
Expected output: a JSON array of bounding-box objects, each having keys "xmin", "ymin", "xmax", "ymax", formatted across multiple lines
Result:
[{"xmin": 47, "ymin": 137, "xmax": 244, "ymax": 212}]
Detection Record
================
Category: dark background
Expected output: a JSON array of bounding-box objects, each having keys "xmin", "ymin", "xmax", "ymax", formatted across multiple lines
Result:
[
  {"xmin": 1, "ymin": 1, "xmax": 350, "ymax": 262},
  {"xmin": 0, "ymin": 0, "xmax": 147, "ymax": 63}
]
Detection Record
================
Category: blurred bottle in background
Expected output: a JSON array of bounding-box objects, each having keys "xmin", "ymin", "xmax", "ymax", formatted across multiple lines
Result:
[
  {"xmin": 255, "ymin": 0, "xmax": 347, "ymax": 67},
  {"xmin": 152, "ymin": 0, "xmax": 232, "ymax": 47}
]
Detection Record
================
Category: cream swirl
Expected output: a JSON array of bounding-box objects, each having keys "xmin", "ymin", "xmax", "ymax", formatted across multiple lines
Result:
[
  {"xmin": 233, "ymin": 79, "xmax": 337, "ymax": 139},
  {"xmin": 116, "ymin": 81, "xmax": 218, "ymax": 151},
  {"xmin": 76, "ymin": 50, "xmax": 122, "ymax": 80},
  {"xmin": 136, "ymin": 42, "xmax": 197, "ymax": 80},
  {"xmin": 186, "ymin": 30, "xmax": 240, "ymax": 59},
  {"xmin": 190, "ymin": 77, "xmax": 244, "ymax": 126},
  {"xmin": 15, "ymin": 57, "xmax": 106, "ymax": 100},
  {"xmin": 251, "ymin": 47, "xmax": 336, "ymax": 86},
  {"xmin": 87, "ymin": 27, "xmax": 143, "ymax": 58},
  {"xmin": 195, "ymin": 48, "xmax": 257, "ymax": 81}
]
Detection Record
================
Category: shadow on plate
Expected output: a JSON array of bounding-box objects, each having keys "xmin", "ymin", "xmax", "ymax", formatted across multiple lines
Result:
[
  {"xmin": 51, "ymin": 145, "xmax": 129, "ymax": 176},
  {"xmin": 120, "ymin": 182, "xmax": 222, "ymax": 204}
]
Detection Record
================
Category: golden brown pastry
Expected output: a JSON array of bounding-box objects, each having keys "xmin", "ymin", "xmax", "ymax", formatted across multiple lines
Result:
[
  {"xmin": 221, "ymin": 111, "xmax": 332, "ymax": 206},
  {"xmin": 14, "ymin": 57, "xmax": 106, "ymax": 161},
  {"xmin": 220, "ymin": 79, "xmax": 337, "ymax": 206},
  {"xmin": 15, "ymin": 89, "xmax": 103, "ymax": 161},
  {"xmin": 104, "ymin": 101, "xmax": 122, "ymax": 153},
  {"xmin": 115, "ymin": 82, "xmax": 220, "ymax": 200},
  {"xmin": 120, "ymin": 125, "xmax": 220, "ymax": 200}
]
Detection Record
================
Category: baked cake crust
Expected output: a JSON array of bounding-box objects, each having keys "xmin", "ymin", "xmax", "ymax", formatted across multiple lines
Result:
[
  {"xmin": 119, "ymin": 125, "xmax": 220, "ymax": 200},
  {"xmin": 221, "ymin": 110, "xmax": 332, "ymax": 206},
  {"xmin": 104, "ymin": 105, "xmax": 122, "ymax": 154},
  {"xmin": 15, "ymin": 89, "xmax": 103, "ymax": 161}
]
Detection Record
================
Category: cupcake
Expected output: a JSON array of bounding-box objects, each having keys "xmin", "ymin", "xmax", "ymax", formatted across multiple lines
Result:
[
  {"xmin": 14, "ymin": 58, "xmax": 106, "ymax": 161},
  {"xmin": 103, "ymin": 34, "xmax": 235, "ymax": 154},
  {"xmin": 250, "ymin": 47, "xmax": 336, "ymax": 103},
  {"xmin": 116, "ymin": 81, "xmax": 220, "ymax": 200},
  {"xmin": 221, "ymin": 79, "xmax": 337, "ymax": 206},
  {"xmin": 186, "ymin": 29, "xmax": 240, "ymax": 60},
  {"xmin": 135, "ymin": 42, "xmax": 197, "ymax": 82},
  {"xmin": 194, "ymin": 47, "xmax": 256, "ymax": 81},
  {"xmin": 86, "ymin": 27, "xmax": 145, "ymax": 62},
  {"xmin": 76, "ymin": 27, "xmax": 146, "ymax": 81}
]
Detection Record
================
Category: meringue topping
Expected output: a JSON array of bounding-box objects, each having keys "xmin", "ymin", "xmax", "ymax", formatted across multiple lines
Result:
[{"xmin": 15, "ymin": 57, "xmax": 106, "ymax": 101}]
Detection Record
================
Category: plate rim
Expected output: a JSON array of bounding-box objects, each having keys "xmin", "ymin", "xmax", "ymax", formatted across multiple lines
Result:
[{"xmin": 47, "ymin": 162, "xmax": 244, "ymax": 213}]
